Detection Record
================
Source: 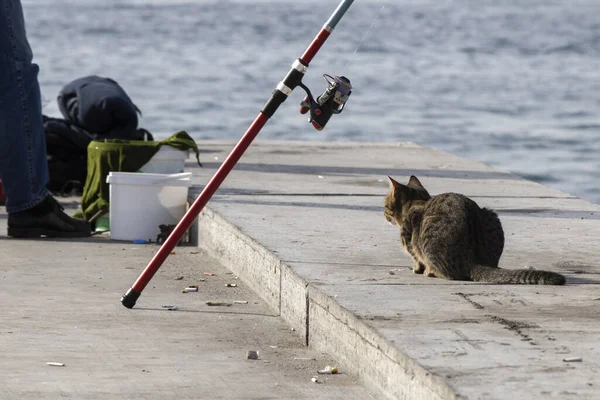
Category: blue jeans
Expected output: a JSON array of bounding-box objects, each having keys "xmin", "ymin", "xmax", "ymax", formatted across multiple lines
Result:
[{"xmin": 0, "ymin": 0, "xmax": 48, "ymax": 213}]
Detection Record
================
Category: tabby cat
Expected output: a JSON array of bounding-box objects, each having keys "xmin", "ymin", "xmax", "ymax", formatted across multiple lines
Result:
[{"xmin": 384, "ymin": 175, "xmax": 565, "ymax": 285}]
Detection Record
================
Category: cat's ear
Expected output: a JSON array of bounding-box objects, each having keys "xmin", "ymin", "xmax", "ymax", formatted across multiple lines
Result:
[
  {"xmin": 387, "ymin": 176, "xmax": 401, "ymax": 190},
  {"xmin": 387, "ymin": 176, "xmax": 407, "ymax": 199},
  {"xmin": 407, "ymin": 175, "xmax": 424, "ymax": 189}
]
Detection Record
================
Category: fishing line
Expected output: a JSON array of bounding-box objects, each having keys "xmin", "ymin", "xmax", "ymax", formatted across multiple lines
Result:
[{"xmin": 342, "ymin": 5, "xmax": 386, "ymax": 72}]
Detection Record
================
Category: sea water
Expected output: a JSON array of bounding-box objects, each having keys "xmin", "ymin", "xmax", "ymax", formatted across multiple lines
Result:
[{"xmin": 23, "ymin": 0, "xmax": 600, "ymax": 204}]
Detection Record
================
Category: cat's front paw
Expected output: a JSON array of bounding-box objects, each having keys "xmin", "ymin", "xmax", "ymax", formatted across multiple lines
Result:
[
  {"xmin": 423, "ymin": 265, "xmax": 438, "ymax": 278},
  {"xmin": 413, "ymin": 262, "xmax": 425, "ymax": 274}
]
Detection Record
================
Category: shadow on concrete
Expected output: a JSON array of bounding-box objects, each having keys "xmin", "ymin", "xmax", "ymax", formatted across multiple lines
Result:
[
  {"xmin": 565, "ymin": 276, "xmax": 600, "ymax": 284},
  {"xmin": 211, "ymin": 197, "xmax": 380, "ymax": 212},
  {"xmin": 497, "ymin": 208, "xmax": 600, "ymax": 220},
  {"xmin": 135, "ymin": 307, "xmax": 280, "ymax": 318},
  {"xmin": 192, "ymin": 188, "xmax": 383, "ymax": 197},
  {"xmin": 283, "ymin": 260, "xmax": 403, "ymax": 268},
  {"xmin": 473, "ymin": 195, "xmax": 578, "ymax": 199},
  {"xmin": 200, "ymin": 162, "xmax": 518, "ymax": 180},
  {"xmin": 210, "ymin": 197, "xmax": 599, "ymax": 220},
  {"xmin": 191, "ymin": 187, "xmax": 578, "ymax": 200}
]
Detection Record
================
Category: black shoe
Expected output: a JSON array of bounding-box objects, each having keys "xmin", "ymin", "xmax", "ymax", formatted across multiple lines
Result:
[{"xmin": 8, "ymin": 195, "xmax": 91, "ymax": 238}]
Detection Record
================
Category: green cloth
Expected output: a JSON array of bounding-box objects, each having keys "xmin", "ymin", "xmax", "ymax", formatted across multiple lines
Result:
[{"xmin": 75, "ymin": 131, "xmax": 201, "ymax": 222}]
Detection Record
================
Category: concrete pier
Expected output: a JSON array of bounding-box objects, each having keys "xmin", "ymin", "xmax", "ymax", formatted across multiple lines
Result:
[
  {"xmin": 2, "ymin": 140, "xmax": 599, "ymax": 399},
  {"xmin": 191, "ymin": 141, "xmax": 600, "ymax": 399}
]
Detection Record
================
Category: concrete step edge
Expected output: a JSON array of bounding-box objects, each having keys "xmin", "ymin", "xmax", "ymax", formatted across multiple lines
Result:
[{"xmin": 196, "ymin": 206, "xmax": 460, "ymax": 400}]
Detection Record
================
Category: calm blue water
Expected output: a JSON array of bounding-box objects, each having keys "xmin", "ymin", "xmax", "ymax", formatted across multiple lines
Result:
[{"xmin": 23, "ymin": 0, "xmax": 600, "ymax": 204}]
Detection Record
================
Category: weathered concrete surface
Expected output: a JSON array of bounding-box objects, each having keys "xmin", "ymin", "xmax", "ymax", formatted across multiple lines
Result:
[
  {"xmin": 190, "ymin": 141, "xmax": 600, "ymax": 400},
  {"xmin": 0, "ymin": 204, "xmax": 378, "ymax": 400}
]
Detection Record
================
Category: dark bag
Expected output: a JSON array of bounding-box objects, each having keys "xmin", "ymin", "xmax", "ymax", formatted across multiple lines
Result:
[
  {"xmin": 46, "ymin": 75, "xmax": 153, "ymax": 194},
  {"xmin": 57, "ymin": 75, "xmax": 148, "ymax": 140},
  {"xmin": 44, "ymin": 115, "xmax": 94, "ymax": 195}
]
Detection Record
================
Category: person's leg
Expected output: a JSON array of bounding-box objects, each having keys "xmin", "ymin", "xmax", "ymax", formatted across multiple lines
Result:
[
  {"xmin": 0, "ymin": 0, "xmax": 48, "ymax": 212},
  {"xmin": 0, "ymin": 0, "xmax": 90, "ymax": 237}
]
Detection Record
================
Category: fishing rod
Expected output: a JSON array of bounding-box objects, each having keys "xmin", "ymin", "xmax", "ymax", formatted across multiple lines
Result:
[{"xmin": 121, "ymin": 0, "xmax": 355, "ymax": 308}]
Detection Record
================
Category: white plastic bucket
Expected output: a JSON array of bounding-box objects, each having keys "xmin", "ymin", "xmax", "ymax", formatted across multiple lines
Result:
[
  {"xmin": 106, "ymin": 172, "xmax": 192, "ymax": 241},
  {"xmin": 139, "ymin": 146, "xmax": 189, "ymax": 174}
]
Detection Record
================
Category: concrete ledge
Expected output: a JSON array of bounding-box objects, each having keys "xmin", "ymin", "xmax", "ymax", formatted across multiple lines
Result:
[
  {"xmin": 189, "ymin": 140, "xmax": 600, "ymax": 399},
  {"xmin": 195, "ymin": 208, "xmax": 283, "ymax": 316},
  {"xmin": 308, "ymin": 287, "xmax": 458, "ymax": 400}
]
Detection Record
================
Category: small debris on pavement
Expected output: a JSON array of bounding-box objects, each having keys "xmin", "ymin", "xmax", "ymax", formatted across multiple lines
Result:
[
  {"xmin": 226, "ymin": 283, "xmax": 238, "ymax": 287},
  {"xmin": 161, "ymin": 305, "xmax": 178, "ymax": 311},
  {"xmin": 524, "ymin": 265, "xmax": 536, "ymax": 270},
  {"xmin": 318, "ymin": 365, "xmax": 339, "ymax": 374},
  {"xmin": 174, "ymin": 276, "xmax": 184, "ymax": 280},
  {"xmin": 233, "ymin": 300, "xmax": 248, "ymax": 304},
  {"xmin": 206, "ymin": 302, "xmax": 232, "ymax": 307},
  {"xmin": 203, "ymin": 272, "xmax": 215, "ymax": 276},
  {"xmin": 269, "ymin": 345, "xmax": 278, "ymax": 349},
  {"xmin": 246, "ymin": 350, "xmax": 259, "ymax": 360},
  {"xmin": 170, "ymin": 251, "xmax": 176, "ymax": 255},
  {"xmin": 563, "ymin": 357, "xmax": 583, "ymax": 362},
  {"xmin": 294, "ymin": 357, "xmax": 316, "ymax": 361},
  {"xmin": 311, "ymin": 376, "xmax": 319, "ymax": 383},
  {"xmin": 46, "ymin": 362, "xmax": 65, "ymax": 367},
  {"xmin": 182, "ymin": 286, "xmax": 198, "ymax": 293}
]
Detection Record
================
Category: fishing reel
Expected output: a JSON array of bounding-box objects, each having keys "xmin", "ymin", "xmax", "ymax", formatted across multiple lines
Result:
[{"xmin": 298, "ymin": 74, "xmax": 352, "ymax": 131}]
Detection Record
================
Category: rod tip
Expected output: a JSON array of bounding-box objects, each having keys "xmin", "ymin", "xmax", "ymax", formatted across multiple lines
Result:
[{"xmin": 121, "ymin": 288, "xmax": 141, "ymax": 309}]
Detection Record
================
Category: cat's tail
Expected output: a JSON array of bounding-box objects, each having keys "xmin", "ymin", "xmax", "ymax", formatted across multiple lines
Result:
[{"xmin": 470, "ymin": 265, "xmax": 566, "ymax": 285}]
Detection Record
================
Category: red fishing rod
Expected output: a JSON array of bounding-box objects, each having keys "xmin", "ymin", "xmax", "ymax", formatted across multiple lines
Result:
[{"xmin": 121, "ymin": 0, "xmax": 355, "ymax": 308}]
